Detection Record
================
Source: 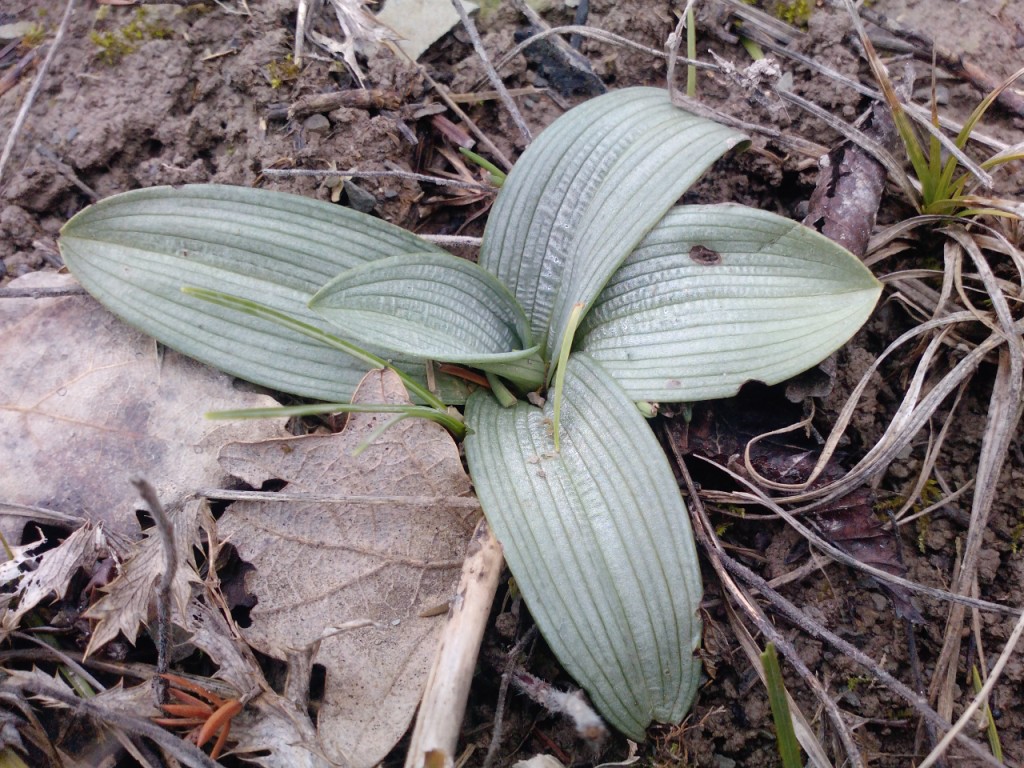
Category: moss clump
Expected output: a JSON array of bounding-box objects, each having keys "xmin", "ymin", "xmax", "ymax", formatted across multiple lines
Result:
[
  {"xmin": 773, "ymin": 0, "xmax": 812, "ymax": 27},
  {"xmin": 266, "ymin": 57, "xmax": 301, "ymax": 89},
  {"xmin": 90, "ymin": 7, "xmax": 173, "ymax": 66}
]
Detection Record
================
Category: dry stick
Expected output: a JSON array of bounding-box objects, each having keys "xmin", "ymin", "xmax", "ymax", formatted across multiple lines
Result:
[
  {"xmin": 260, "ymin": 167, "xmax": 494, "ymax": 192},
  {"xmin": 411, "ymin": 63, "xmax": 515, "ymax": 171},
  {"xmin": 489, "ymin": 24, "xmax": 718, "ymax": 83},
  {"xmin": 2, "ymin": 677, "xmax": 222, "ymax": 768},
  {"xmin": 450, "ymin": 0, "xmax": 531, "ymax": 144},
  {"xmin": 663, "ymin": 0, "xmax": 692, "ymax": 95},
  {"xmin": 671, "ymin": 89, "xmax": 827, "ymax": 159},
  {"xmin": 131, "ymin": 477, "xmax": 177, "ymax": 700},
  {"xmin": 726, "ymin": 8, "xmax": 1009, "ymax": 154},
  {"xmin": 404, "ymin": 520, "xmax": 503, "ymax": 768},
  {"xmin": 0, "ymin": 285, "xmax": 88, "ymax": 299},
  {"xmin": 670, "ymin": 449, "xmax": 1009, "ymax": 768},
  {"xmin": 0, "ymin": 0, "xmax": 77, "ymax": 188},
  {"xmin": 419, "ymin": 234, "xmax": 483, "ymax": 248},
  {"xmin": 670, "ymin": 444, "xmax": 864, "ymax": 767}
]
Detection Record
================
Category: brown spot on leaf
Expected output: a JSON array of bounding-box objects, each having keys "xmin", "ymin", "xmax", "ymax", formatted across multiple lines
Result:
[{"xmin": 689, "ymin": 245, "xmax": 722, "ymax": 265}]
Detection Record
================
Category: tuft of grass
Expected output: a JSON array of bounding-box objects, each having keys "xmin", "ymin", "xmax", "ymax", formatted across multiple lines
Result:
[{"xmin": 761, "ymin": 643, "xmax": 803, "ymax": 768}]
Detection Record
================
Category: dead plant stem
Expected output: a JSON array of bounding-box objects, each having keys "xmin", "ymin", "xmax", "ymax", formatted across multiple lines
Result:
[
  {"xmin": 2, "ymin": 677, "xmax": 222, "ymax": 768},
  {"xmin": 450, "ymin": 0, "xmax": 531, "ymax": 144},
  {"xmin": 131, "ymin": 477, "xmax": 176, "ymax": 700}
]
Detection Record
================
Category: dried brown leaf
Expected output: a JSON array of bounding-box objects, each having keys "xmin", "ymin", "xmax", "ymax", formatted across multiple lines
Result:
[
  {"xmin": 217, "ymin": 369, "xmax": 478, "ymax": 768},
  {"xmin": 1, "ymin": 523, "xmax": 107, "ymax": 636},
  {"xmin": 83, "ymin": 499, "xmax": 205, "ymax": 657},
  {"xmin": 182, "ymin": 599, "xmax": 330, "ymax": 768},
  {"xmin": 0, "ymin": 272, "xmax": 288, "ymax": 542}
]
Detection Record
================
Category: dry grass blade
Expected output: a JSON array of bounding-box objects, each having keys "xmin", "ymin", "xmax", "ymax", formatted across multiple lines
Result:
[
  {"xmin": 671, "ymin": 442, "xmax": 859, "ymax": 767},
  {"xmin": 926, "ymin": 230, "xmax": 1024, "ymax": 725},
  {"xmin": 701, "ymin": 458, "xmax": 1018, "ymax": 617},
  {"xmin": 918, "ymin": 607, "xmax": 1024, "ymax": 768},
  {"xmin": 670, "ymin": 441, "xmax": 1007, "ymax": 767},
  {"xmin": 723, "ymin": 594, "xmax": 841, "ymax": 768}
]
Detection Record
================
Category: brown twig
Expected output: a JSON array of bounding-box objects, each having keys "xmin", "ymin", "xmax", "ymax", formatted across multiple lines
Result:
[
  {"xmin": 131, "ymin": 477, "xmax": 176, "ymax": 701},
  {"xmin": 0, "ymin": 46, "xmax": 39, "ymax": 98},
  {"xmin": 260, "ymin": 166, "xmax": 494, "ymax": 192}
]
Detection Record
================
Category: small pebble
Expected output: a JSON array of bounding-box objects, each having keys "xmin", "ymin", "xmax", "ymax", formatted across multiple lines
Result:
[
  {"xmin": 303, "ymin": 113, "xmax": 331, "ymax": 134},
  {"xmin": 344, "ymin": 180, "xmax": 376, "ymax": 214}
]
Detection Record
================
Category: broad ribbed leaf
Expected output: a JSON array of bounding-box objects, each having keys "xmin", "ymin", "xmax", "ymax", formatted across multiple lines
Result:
[
  {"xmin": 580, "ymin": 204, "xmax": 883, "ymax": 401},
  {"xmin": 479, "ymin": 87, "xmax": 747, "ymax": 361},
  {"xmin": 59, "ymin": 185, "xmax": 469, "ymax": 403},
  {"xmin": 464, "ymin": 353, "xmax": 702, "ymax": 738},
  {"xmin": 309, "ymin": 252, "xmax": 544, "ymax": 388}
]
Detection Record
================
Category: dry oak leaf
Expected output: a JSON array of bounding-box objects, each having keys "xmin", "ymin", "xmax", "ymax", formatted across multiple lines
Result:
[
  {"xmin": 0, "ymin": 272, "xmax": 287, "ymax": 542},
  {"xmin": 217, "ymin": 369, "xmax": 479, "ymax": 768},
  {"xmin": 0, "ymin": 523, "xmax": 107, "ymax": 637},
  {"xmin": 83, "ymin": 498, "xmax": 206, "ymax": 657},
  {"xmin": 183, "ymin": 597, "xmax": 329, "ymax": 768}
]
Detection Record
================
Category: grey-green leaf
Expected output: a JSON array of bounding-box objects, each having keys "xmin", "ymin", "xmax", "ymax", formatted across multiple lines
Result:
[
  {"xmin": 479, "ymin": 87, "xmax": 747, "ymax": 361},
  {"xmin": 580, "ymin": 204, "xmax": 884, "ymax": 401},
  {"xmin": 59, "ymin": 185, "xmax": 470, "ymax": 403},
  {"xmin": 309, "ymin": 252, "xmax": 542, "ymax": 382},
  {"xmin": 464, "ymin": 353, "xmax": 702, "ymax": 738}
]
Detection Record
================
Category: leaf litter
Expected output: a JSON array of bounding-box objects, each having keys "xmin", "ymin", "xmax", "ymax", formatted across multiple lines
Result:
[
  {"xmin": 0, "ymin": 271, "xmax": 288, "ymax": 542},
  {"xmin": 216, "ymin": 367, "xmax": 479, "ymax": 767}
]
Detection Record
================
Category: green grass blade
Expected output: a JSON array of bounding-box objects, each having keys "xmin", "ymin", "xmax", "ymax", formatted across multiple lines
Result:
[
  {"xmin": 184, "ymin": 287, "xmax": 447, "ymax": 411},
  {"xmin": 761, "ymin": 643, "xmax": 803, "ymax": 768}
]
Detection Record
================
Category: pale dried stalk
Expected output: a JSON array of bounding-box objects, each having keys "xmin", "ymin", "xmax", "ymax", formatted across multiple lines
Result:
[
  {"xmin": 927, "ymin": 232, "xmax": 1024, "ymax": 723},
  {"xmin": 450, "ymin": 0, "xmax": 531, "ymax": 144},
  {"xmin": 0, "ymin": 0, "xmax": 77, "ymax": 187},
  {"xmin": 667, "ymin": 443, "xmax": 1022, "ymax": 767},
  {"xmin": 918, "ymin": 606, "xmax": 1024, "ymax": 768},
  {"xmin": 405, "ymin": 520, "xmax": 503, "ymax": 768}
]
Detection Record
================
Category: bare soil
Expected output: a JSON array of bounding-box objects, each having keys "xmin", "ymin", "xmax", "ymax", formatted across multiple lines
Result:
[{"xmin": 2, "ymin": 0, "xmax": 1023, "ymax": 766}]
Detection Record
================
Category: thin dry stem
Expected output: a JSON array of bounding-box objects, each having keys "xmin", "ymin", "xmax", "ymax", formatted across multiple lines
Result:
[
  {"xmin": 260, "ymin": 167, "xmax": 494, "ymax": 192},
  {"xmin": 450, "ymin": 0, "xmax": 531, "ymax": 144},
  {"xmin": 0, "ymin": 0, "xmax": 77, "ymax": 188},
  {"xmin": 2, "ymin": 677, "xmax": 221, "ymax": 768},
  {"xmin": 131, "ymin": 477, "xmax": 176, "ymax": 696}
]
